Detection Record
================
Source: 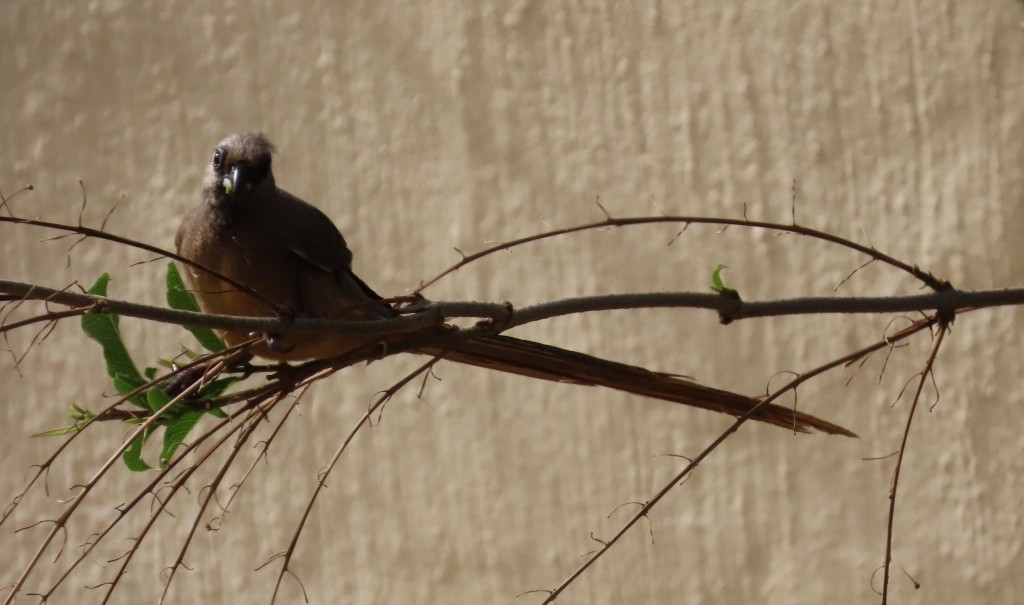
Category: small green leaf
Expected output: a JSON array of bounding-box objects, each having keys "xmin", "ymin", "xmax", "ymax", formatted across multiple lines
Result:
[
  {"xmin": 711, "ymin": 264, "xmax": 728, "ymax": 293},
  {"xmin": 146, "ymin": 385, "xmax": 172, "ymax": 413},
  {"xmin": 160, "ymin": 410, "xmax": 203, "ymax": 468},
  {"xmin": 122, "ymin": 429, "xmax": 152, "ymax": 472},
  {"xmin": 198, "ymin": 377, "xmax": 240, "ymax": 401},
  {"xmin": 81, "ymin": 274, "xmax": 148, "ymax": 409},
  {"xmin": 34, "ymin": 403, "xmax": 97, "ymax": 436},
  {"xmin": 710, "ymin": 264, "xmax": 741, "ymax": 301},
  {"xmin": 166, "ymin": 263, "xmax": 225, "ymax": 353},
  {"xmin": 33, "ymin": 425, "xmax": 82, "ymax": 437}
]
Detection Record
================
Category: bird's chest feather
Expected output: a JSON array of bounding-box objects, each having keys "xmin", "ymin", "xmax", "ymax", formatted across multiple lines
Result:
[{"xmin": 180, "ymin": 202, "xmax": 301, "ymax": 318}]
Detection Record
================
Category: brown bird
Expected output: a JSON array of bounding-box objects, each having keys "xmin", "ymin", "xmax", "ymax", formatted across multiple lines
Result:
[{"xmin": 176, "ymin": 132, "xmax": 854, "ymax": 436}]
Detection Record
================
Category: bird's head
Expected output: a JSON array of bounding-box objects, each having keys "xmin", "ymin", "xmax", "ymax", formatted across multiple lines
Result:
[{"xmin": 204, "ymin": 132, "xmax": 277, "ymax": 203}]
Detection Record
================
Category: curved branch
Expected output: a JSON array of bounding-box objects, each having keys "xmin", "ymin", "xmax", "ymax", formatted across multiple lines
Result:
[
  {"xmin": 414, "ymin": 214, "xmax": 949, "ymax": 293},
  {"xmin": 0, "ymin": 214, "xmax": 285, "ymax": 313}
]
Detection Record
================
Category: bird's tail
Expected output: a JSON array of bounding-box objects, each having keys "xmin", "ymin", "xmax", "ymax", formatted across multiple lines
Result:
[{"xmin": 424, "ymin": 335, "xmax": 855, "ymax": 437}]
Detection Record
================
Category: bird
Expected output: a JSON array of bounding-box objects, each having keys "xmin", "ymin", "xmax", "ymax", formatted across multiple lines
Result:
[{"xmin": 175, "ymin": 132, "xmax": 855, "ymax": 436}]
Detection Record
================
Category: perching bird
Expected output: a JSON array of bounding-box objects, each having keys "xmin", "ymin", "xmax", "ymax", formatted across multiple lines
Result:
[{"xmin": 175, "ymin": 132, "xmax": 854, "ymax": 436}]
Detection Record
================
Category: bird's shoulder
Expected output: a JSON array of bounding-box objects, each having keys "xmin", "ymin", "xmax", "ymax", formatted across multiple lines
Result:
[{"xmin": 259, "ymin": 188, "xmax": 355, "ymax": 274}]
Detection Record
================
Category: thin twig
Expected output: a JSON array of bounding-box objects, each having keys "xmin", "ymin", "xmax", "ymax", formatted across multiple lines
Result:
[
  {"xmin": 414, "ymin": 214, "xmax": 949, "ymax": 293},
  {"xmin": 538, "ymin": 316, "xmax": 937, "ymax": 604},
  {"xmin": 881, "ymin": 321, "xmax": 947, "ymax": 604},
  {"xmin": 0, "ymin": 213, "xmax": 285, "ymax": 313},
  {"xmin": 0, "ymin": 340, "xmax": 255, "ymax": 531},
  {"xmin": 159, "ymin": 391, "xmax": 288, "ymax": 604},
  {"xmin": 2, "ymin": 352, "xmax": 245, "ymax": 605},
  {"xmin": 38, "ymin": 386, "xmax": 276, "ymax": 601},
  {"xmin": 265, "ymin": 355, "xmax": 447, "ymax": 604}
]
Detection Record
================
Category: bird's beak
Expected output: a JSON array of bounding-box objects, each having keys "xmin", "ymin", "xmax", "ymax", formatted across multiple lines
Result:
[{"xmin": 222, "ymin": 165, "xmax": 254, "ymax": 196}]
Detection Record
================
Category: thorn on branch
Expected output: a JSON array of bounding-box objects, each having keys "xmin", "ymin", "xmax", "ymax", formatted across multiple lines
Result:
[
  {"xmin": 791, "ymin": 179, "xmax": 797, "ymax": 225},
  {"xmin": 77, "ymin": 180, "xmax": 88, "ymax": 228},
  {"xmin": 926, "ymin": 368, "xmax": 941, "ymax": 412},
  {"xmin": 594, "ymin": 196, "xmax": 612, "ymax": 221},
  {"xmin": 861, "ymin": 451, "xmax": 899, "ymax": 462},
  {"xmin": 900, "ymin": 566, "xmax": 921, "ymax": 589},
  {"xmin": 652, "ymin": 453, "xmax": 693, "ymax": 462},
  {"xmin": 0, "ymin": 183, "xmax": 34, "ymax": 216},
  {"xmin": 607, "ymin": 501, "xmax": 646, "ymax": 518},
  {"xmin": 107, "ymin": 549, "xmax": 132, "ymax": 564},
  {"xmin": 100, "ymin": 201, "xmax": 120, "ymax": 232},
  {"xmin": 835, "ymin": 259, "xmax": 876, "ymax": 291},
  {"xmin": 255, "ymin": 550, "xmax": 287, "ymax": 572},
  {"xmin": 666, "ymin": 223, "xmax": 689, "ymax": 247},
  {"xmin": 649, "ymin": 194, "xmax": 668, "ymax": 217},
  {"xmin": 515, "ymin": 588, "xmax": 553, "ymax": 598}
]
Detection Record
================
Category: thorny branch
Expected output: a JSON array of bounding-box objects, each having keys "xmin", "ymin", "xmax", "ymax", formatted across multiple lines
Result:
[
  {"xmin": 0, "ymin": 338, "xmax": 259, "ymax": 531},
  {"xmin": 0, "ymin": 195, "xmax": 286, "ymax": 313},
  {"xmin": 265, "ymin": 355, "xmax": 447, "ymax": 604},
  {"xmin": 37, "ymin": 379, "xmax": 279, "ymax": 602},
  {"xmin": 0, "ymin": 200, "xmax": 1008, "ymax": 604},
  {"xmin": 2, "ymin": 277, "xmax": 1020, "ymax": 340},
  {"xmin": 2, "ymin": 351, "xmax": 247, "ymax": 605},
  {"xmin": 880, "ymin": 321, "xmax": 948, "ymax": 604},
  {"xmin": 414, "ymin": 212, "xmax": 949, "ymax": 293},
  {"xmin": 159, "ymin": 390, "xmax": 292, "ymax": 605},
  {"xmin": 538, "ymin": 316, "xmax": 938, "ymax": 604}
]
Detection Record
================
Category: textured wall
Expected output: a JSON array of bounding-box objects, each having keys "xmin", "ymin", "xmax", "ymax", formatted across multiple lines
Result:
[{"xmin": 2, "ymin": 1, "xmax": 1023, "ymax": 603}]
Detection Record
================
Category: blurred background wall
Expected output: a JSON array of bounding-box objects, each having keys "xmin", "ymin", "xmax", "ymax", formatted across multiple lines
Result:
[{"xmin": 2, "ymin": 1, "xmax": 1023, "ymax": 603}]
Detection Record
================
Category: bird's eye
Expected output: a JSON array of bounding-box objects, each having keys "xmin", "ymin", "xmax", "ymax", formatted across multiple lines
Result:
[{"xmin": 212, "ymin": 147, "xmax": 226, "ymax": 170}]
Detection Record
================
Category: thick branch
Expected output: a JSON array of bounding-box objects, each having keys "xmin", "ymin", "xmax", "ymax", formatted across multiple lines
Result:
[{"xmin": 1, "ymin": 279, "xmax": 1021, "ymax": 339}]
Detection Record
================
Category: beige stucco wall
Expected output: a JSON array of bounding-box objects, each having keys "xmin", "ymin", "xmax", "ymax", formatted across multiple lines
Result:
[{"xmin": 2, "ymin": 1, "xmax": 1023, "ymax": 603}]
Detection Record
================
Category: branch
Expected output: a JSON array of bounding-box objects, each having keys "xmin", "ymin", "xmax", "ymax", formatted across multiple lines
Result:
[
  {"xmin": 881, "ymin": 320, "xmax": 948, "ymax": 603},
  {"xmin": 265, "ymin": 355, "xmax": 446, "ymax": 604},
  {"xmin": 538, "ymin": 316, "xmax": 937, "ymax": 603},
  {"xmin": 3, "ymin": 279, "xmax": 1021, "ymax": 341},
  {"xmin": 415, "ymin": 214, "xmax": 949, "ymax": 293},
  {"xmin": 0, "ymin": 213, "xmax": 286, "ymax": 313},
  {"xmin": 2, "ymin": 352, "xmax": 246, "ymax": 605}
]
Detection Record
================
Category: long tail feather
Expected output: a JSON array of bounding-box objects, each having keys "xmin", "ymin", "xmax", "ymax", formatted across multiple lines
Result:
[{"xmin": 426, "ymin": 335, "xmax": 855, "ymax": 437}]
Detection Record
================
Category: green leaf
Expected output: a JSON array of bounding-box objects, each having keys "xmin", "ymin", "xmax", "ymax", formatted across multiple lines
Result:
[
  {"xmin": 81, "ymin": 274, "xmax": 148, "ymax": 409},
  {"xmin": 710, "ymin": 264, "xmax": 741, "ymax": 301},
  {"xmin": 122, "ymin": 429, "xmax": 152, "ymax": 472},
  {"xmin": 160, "ymin": 410, "xmax": 203, "ymax": 468},
  {"xmin": 710, "ymin": 264, "xmax": 728, "ymax": 292},
  {"xmin": 196, "ymin": 377, "xmax": 240, "ymax": 418},
  {"xmin": 198, "ymin": 377, "xmax": 240, "ymax": 401},
  {"xmin": 34, "ymin": 403, "xmax": 96, "ymax": 437},
  {"xmin": 166, "ymin": 263, "xmax": 225, "ymax": 352},
  {"xmin": 146, "ymin": 385, "xmax": 172, "ymax": 413},
  {"xmin": 33, "ymin": 425, "xmax": 82, "ymax": 437}
]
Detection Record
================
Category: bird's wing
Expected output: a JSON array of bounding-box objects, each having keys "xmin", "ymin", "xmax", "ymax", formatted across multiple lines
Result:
[{"xmin": 272, "ymin": 189, "xmax": 395, "ymax": 320}]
